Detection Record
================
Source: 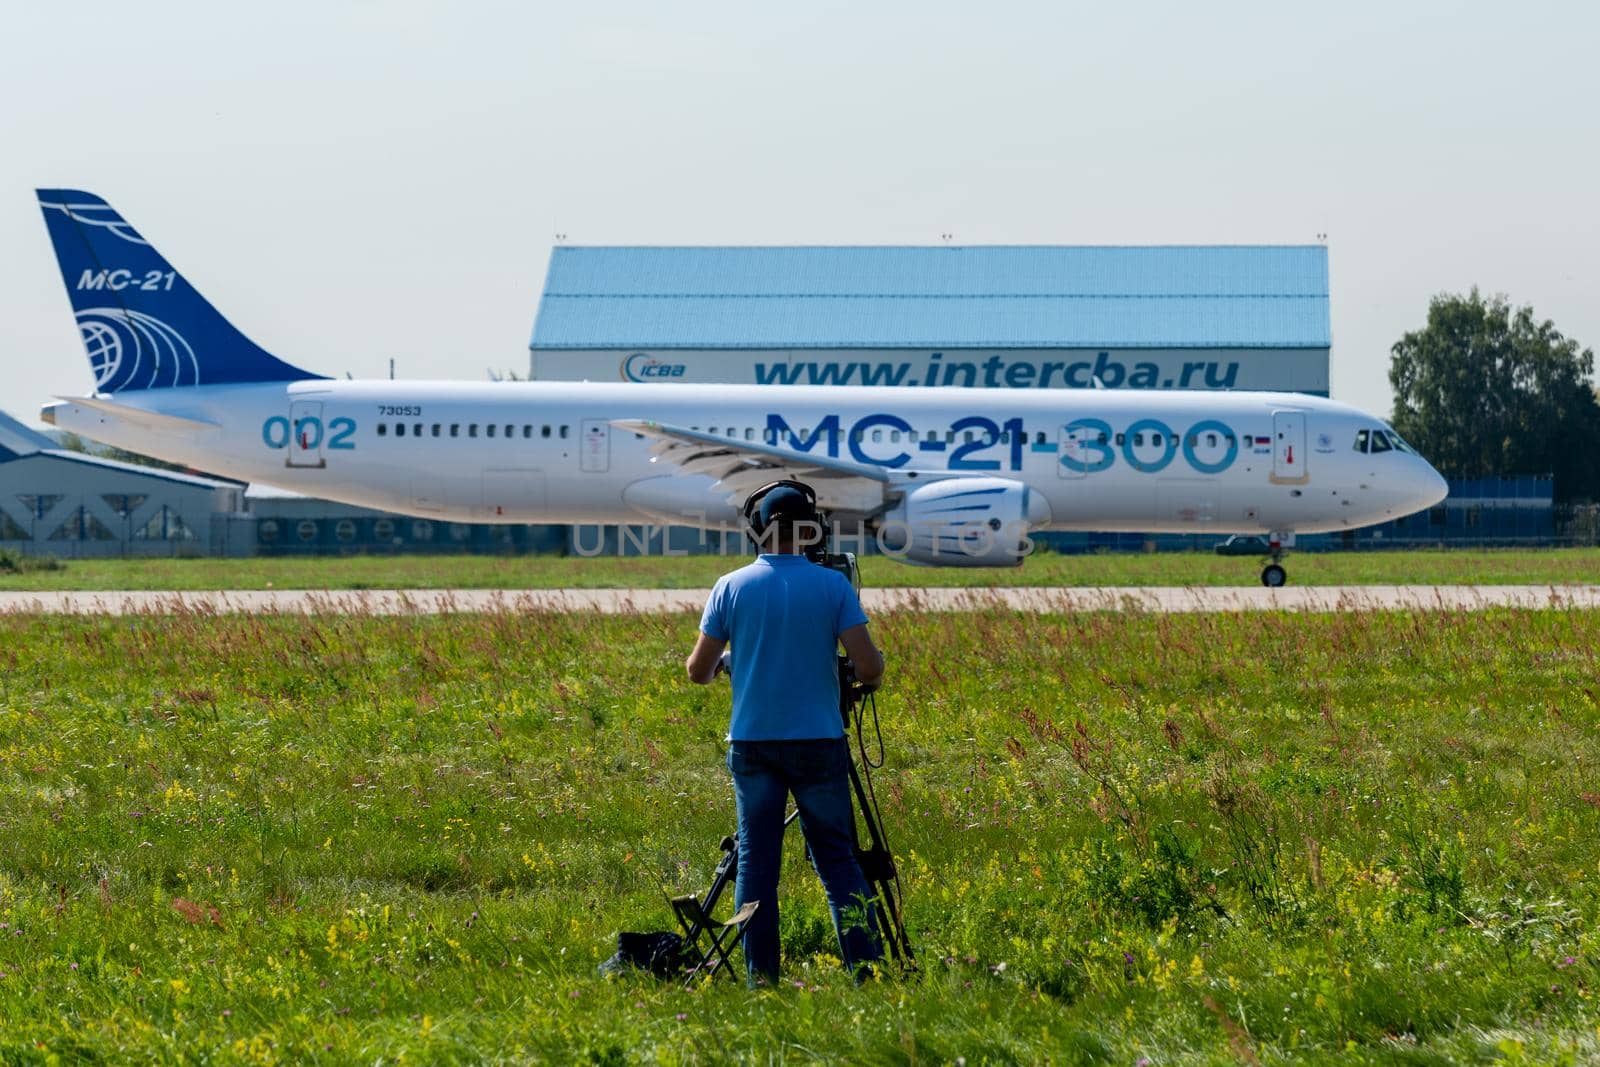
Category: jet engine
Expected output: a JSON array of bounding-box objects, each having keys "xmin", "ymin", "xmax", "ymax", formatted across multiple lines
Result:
[{"xmin": 878, "ymin": 477, "xmax": 1051, "ymax": 567}]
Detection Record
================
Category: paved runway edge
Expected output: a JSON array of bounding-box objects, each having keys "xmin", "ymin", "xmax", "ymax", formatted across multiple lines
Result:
[{"xmin": 2, "ymin": 586, "xmax": 1599, "ymax": 615}]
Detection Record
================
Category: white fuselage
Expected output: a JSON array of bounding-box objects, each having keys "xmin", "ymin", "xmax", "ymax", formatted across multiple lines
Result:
[{"xmin": 42, "ymin": 380, "xmax": 1446, "ymax": 537}]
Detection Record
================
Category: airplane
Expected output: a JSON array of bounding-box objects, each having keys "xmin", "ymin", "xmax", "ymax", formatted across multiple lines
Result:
[{"xmin": 33, "ymin": 189, "xmax": 1448, "ymax": 585}]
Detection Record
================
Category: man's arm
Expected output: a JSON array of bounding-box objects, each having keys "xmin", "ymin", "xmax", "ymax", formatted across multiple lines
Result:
[
  {"xmin": 839, "ymin": 623, "xmax": 884, "ymax": 687},
  {"xmin": 685, "ymin": 632, "xmax": 728, "ymax": 685}
]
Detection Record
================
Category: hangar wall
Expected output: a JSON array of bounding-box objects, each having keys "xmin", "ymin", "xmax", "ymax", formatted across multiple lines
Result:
[{"xmin": 529, "ymin": 245, "xmax": 1333, "ymax": 396}]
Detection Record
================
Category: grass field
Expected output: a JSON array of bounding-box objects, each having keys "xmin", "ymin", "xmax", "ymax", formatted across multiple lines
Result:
[
  {"xmin": 4, "ymin": 606, "xmax": 1600, "ymax": 1062},
  {"xmin": 1, "ymin": 546, "xmax": 1597, "ymax": 591}
]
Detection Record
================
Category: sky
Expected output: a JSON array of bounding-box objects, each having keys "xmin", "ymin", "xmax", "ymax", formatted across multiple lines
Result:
[{"xmin": 2, "ymin": 1, "xmax": 1596, "ymax": 426}]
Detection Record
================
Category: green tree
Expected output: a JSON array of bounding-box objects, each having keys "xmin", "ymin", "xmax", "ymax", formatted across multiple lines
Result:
[
  {"xmin": 54, "ymin": 431, "xmax": 188, "ymax": 473},
  {"xmin": 1389, "ymin": 289, "xmax": 1600, "ymax": 502}
]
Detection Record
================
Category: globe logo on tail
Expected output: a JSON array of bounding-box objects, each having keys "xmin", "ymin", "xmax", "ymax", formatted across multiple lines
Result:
[
  {"xmin": 80, "ymin": 320, "xmax": 123, "ymax": 389},
  {"xmin": 74, "ymin": 308, "xmax": 200, "ymax": 391}
]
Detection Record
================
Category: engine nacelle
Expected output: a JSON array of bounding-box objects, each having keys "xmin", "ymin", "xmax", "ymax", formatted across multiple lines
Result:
[{"xmin": 878, "ymin": 477, "xmax": 1051, "ymax": 567}]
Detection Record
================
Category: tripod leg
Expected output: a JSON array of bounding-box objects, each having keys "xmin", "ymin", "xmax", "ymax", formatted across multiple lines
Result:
[{"xmin": 845, "ymin": 760, "xmax": 915, "ymax": 964}]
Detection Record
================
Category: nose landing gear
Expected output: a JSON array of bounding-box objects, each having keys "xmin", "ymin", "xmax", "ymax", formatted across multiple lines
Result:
[{"xmin": 1260, "ymin": 531, "xmax": 1293, "ymax": 587}]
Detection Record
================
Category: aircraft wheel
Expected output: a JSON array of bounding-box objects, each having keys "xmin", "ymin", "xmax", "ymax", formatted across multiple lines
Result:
[{"xmin": 1261, "ymin": 563, "xmax": 1287, "ymax": 588}]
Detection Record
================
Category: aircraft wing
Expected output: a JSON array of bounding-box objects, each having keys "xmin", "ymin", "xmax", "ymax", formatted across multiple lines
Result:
[{"xmin": 610, "ymin": 418, "xmax": 909, "ymax": 515}]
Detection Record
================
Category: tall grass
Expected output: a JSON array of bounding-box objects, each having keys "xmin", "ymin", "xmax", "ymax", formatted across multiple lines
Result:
[{"xmin": 2, "ymin": 606, "xmax": 1600, "ymax": 1061}]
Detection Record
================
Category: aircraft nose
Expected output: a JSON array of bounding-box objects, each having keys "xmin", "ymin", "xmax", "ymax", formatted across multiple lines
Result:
[{"xmin": 1418, "ymin": 461, "xmax": 1449, "ymax": 511}]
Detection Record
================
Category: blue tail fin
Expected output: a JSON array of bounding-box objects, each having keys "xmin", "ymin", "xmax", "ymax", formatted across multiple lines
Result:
[{"xmin": 36, "ymin": 190, "xmax": 322, "ymax": 392}]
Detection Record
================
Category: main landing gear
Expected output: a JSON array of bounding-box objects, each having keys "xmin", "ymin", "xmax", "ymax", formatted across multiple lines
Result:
[{"xmin": 1260, "ymin": 531, "xmax": 1293, "ymax": 587}]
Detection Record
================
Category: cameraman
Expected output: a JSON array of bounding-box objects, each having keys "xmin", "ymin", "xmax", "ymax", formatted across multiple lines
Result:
[{"xmin": 685, "ymin": 481, "xmax": 885, "ymax": 985}]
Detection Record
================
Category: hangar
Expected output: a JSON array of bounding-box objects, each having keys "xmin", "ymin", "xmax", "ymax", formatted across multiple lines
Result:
[
  {"xmin": 0, "ymin": 411, "xmax": 250, "ymax": 558},
  {"xmin": 529, "ymin": 245, "xmax": 1331, "ymax": 395}
]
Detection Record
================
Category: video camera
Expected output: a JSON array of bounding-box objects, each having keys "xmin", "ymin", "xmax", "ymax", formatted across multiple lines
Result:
[{"xmin": 809, "ymin": 548, "xmax": 860, "ymax": 592}]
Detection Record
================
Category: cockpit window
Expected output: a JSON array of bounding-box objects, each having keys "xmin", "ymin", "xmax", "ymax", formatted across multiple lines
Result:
[
  {"xmin": 1369, "ymin": 430, "xmax": 1393, "ymax": 454},
  {"xmin": 1354, "ymin": 429, "xmax": 1370, "ymax": 453},
  {"xmin": 1385, "ymin": 429, "xmax": 1418, "ymax": 454}
]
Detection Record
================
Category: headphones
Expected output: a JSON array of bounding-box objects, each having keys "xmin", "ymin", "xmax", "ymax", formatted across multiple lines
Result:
[{"xmin": 742, "ymin": 479, "xmax": 821, "ymax": 536}]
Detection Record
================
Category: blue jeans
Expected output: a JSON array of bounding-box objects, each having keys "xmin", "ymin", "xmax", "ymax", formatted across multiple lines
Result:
[{"xmin": 727, "ymin": 738, "xmax": 883, "ymax": 984}]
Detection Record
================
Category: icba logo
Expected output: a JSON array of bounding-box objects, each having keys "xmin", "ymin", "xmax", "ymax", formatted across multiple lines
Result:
[{"xmin": 621, "ymin": 353, "xmax": 687, "ymax": 381}]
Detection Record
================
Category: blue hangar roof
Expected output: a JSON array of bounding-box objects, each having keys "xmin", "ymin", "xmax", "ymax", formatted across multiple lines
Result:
[
  {"xmin": 530, "ymin": 245, "xmax": 1330, "ymax": 350},
  {"xmin": 0, "ymin": 410, "xmax": 57, "ymax": 462}
]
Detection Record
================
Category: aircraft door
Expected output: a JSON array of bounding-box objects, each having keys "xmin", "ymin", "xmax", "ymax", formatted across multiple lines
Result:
[
  {"xmin": 1057, "ymin": 422, "xmax": 1089, "ymax": 479},
  {"xmin": 287, "ymin": 400, "xmax": 325, "ymax": 468},
  {"xmin": 580, "ymin": 419, "xmax": 609, "ymax": 473},
  {"xmin": 1271, "ymin": 410, "xmax": 1308, "ymax": 484}
]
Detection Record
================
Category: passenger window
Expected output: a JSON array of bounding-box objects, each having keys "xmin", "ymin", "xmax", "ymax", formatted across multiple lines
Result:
[
  {"xmin": 890, "ymin": 430, "xmax": 901, "ymax": 443},
  {"xmin": 396, "ymin": 423, "xmax": 406, "ymax": 438},
  {"xmin": 487, "ymin": 424, "xmax": 496, "ymax": 438},
  {"xmin": 1354, "ymin": 429, "xmax": 1370, "ymax": 453},
  {"xmin": 1207, "ymin": 433, "xmax": 1217, "ymax": 447},
  {"xmin": 910, "ymin": 430, "xmax": 920, "ymax": 442},
  {"xmin": 946, "ymin": 430, "xmax": 955, "ymax": 443},
  {"xmin": 468, "ymin": 424, "xmax": 478, "ymax": 438},
  {"xmin": 1097, "ymin": 432, "xmax": 1108, "ymax": 445},
  {"xmin": 432, "ymin": 424, "xmax": 441, "ymax": 438},
  {"xmin": 414, "ymin": 423, "xmax": 423, "ymax": 437},
  {"xmin": 504, "ymin": 424, "xmax": 512, "ymax": 438},
  {"xmin": 851, "ymin": 429, "xmax": 864, "ymax": 443},
  {"xmin": 765, "ymin": 429, "xmax": 777, "ymax": 444},
  {"xmin": 377, "ymin": 423, "xmax": 387, "ymax": 437},
  {"xmin": 1035, "ymin": 431, "xmax": 1046, "ymax": 445},
  {"xmin": 560, "ymin": 425, "xmax": 569, "ymax": 439},
  {"xmin": 1133, "ymin": 433, "xmax": 1144, "ymax": 447},
  {"xmin": 872, "ymin": 429, "xmax": 883, "ymax": 443},
  {"xmin": 745, "ymin": 428, "xmax": 754, "ymax": 441},
  {"xmin": 542, "ymin": 425, "xmax": 551, "ymax": 438},
  {"xmin": 450, "ymin": 424, "xmax": 459, "ymax": 437},
  {"xmin": 523, "ymin": 425, "xmax": 532, "ymax": 439}
]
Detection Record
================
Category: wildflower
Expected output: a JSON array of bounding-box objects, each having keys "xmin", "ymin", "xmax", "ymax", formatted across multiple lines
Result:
[{"xmin": 675, "ymin": 1013, "xmax": 688, "ymax": 1022}]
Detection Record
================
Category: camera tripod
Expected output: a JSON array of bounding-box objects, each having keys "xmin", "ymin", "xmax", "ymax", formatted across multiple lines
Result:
[{"xmin": 835, "ymin": 657, "xmax": 915, "ymax": 967}]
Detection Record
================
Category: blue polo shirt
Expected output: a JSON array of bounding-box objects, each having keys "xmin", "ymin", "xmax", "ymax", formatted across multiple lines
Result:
[{"xmin": 700, "ymin": 554, "xmax": 870, "ymax": 741}]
